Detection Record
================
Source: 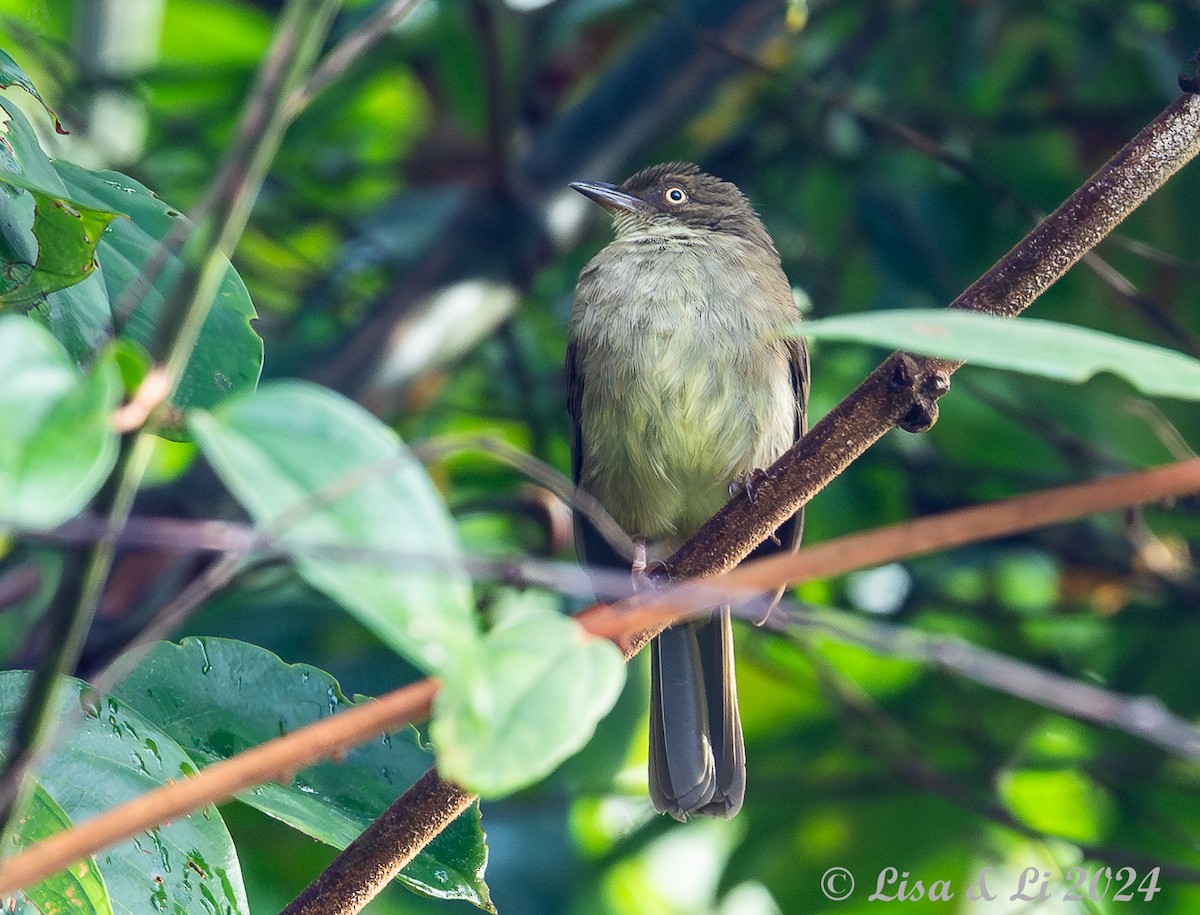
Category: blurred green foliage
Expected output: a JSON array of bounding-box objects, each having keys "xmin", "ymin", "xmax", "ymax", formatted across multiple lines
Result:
[{"xmin": 1, "ymin": 0, "xmax": 1199, "ymax": 912}]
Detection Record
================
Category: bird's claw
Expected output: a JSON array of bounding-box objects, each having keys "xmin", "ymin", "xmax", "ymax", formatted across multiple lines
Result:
[{"xmin": 729, "ymin": 467, "xmax": 771, "ymax": 505}]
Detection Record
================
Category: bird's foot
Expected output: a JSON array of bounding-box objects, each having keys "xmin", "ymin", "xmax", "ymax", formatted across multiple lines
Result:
[
  {"xmin": 631, "ymin": 538, "xmax": 651, "ymax": 592},
  {"xmin": 729, "ymin": 469, "xmax": 781, "ymax": 543},
  {"xmin": 631, "ymin": 538, "xmax": 669, "ymax": 593},
  {"xmin": 729, "ymin": 467, "xmax": 771, "ymax": 504}
]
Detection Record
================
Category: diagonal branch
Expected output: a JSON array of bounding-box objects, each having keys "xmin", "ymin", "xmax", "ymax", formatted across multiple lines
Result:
[
  {"xmin": 279, "ymin": 769, "xmax": 476, "ymax": 915},
  {"xmin": 660, "ymin": 90, "xmax": 1200, "ymax": 600},
  {"xmin": 2, "ymin": 458, "xmax": 1199, "ymax": 898}
]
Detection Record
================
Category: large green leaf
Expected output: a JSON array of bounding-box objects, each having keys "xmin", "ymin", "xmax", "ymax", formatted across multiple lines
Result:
[
  {"xmin": 431, "ymin": 595, "xmax": 625, "ymax": 797},
  {"xmin": 189, "ymin": 381, "xmax": 479, "ymax": 675},
  {"xmin": 6, "ymin": 783, "xmax": 112, "ymax": 914},
  {"xmin": 0, "ymin": 89, "xmax": 260, "ymax": 406},
  {"xmin": 797, "ymin": 309, "xmax": 1200, "ymax": 400},
  {"xmin": 114, "ymin": 638, "xmax": 493, "ymax": 910},
  {"xmin": 54, "ymin": 160, "xmax": 262, "ymax": 410},
  {"xmin": 0, "ymin": 315, "xmax": 120, "ymax": 528},
  {"xmin": 0, "ymin": 672, "xmax": 249, "ymax": 915}
]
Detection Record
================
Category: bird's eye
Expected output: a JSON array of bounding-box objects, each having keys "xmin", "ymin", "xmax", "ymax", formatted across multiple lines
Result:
[{"xmin": 663, "ymin": 185, "xmax": 688, "ymax": 206}]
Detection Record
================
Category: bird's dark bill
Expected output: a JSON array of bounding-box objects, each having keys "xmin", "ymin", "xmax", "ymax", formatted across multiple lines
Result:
[{"xmin": 569, "ymin": 180, "xmax": 645, "ymax": 215}]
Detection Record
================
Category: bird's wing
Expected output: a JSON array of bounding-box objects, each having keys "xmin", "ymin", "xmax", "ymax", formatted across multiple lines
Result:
[
  {"xmin": 566, "ymin": 337, "xmax": 628, "ymax": 570},
  {"xmin": 566, "ymin": 337, "xmax": 584, "ymax": 488}
]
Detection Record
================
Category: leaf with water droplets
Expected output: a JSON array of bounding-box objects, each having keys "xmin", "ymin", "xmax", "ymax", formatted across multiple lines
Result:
[
  {"xmin": 54, "ymin": 160, "xmax": 262, "ymax": 412},
  {"xmin": 115, "ymin": 638, "xmax": 492, "ymax": 910},
  {"xmin": 0, "ymin": 671, "xmax": 249, "ymax": 914}
]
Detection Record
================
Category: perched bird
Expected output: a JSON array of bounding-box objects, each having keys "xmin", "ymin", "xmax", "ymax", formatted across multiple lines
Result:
[{"xmin": 566, "ymin": 162, "xmax": 808, "ymax": 819}]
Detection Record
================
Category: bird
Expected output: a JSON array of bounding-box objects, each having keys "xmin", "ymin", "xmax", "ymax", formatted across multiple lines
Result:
[{"xmin": 566, "ymin": 162, "xmax": 808, "ymax": 819}]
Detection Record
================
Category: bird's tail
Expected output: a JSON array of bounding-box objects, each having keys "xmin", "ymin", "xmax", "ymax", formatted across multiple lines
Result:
[{"xmin": 648, "ymin": 608, "xmax": 745, "ymax": 820}]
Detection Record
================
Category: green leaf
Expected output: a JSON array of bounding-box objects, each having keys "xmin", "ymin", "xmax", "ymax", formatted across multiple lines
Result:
[
  {"xmin": 114, "ymin": 638, "xmax": 493, "ymax": 910},
  {"xmin": 0, "ymin": 672, "xmax": 250, "ymax": 914},
  {"xmin": 6, "ymin": 783, "xmax": 113, "ymax": 914},
  {"xmin": 0, "ymin": 99, "xmax": 68, "ymax": 196},
  {"xmin": 998, "ymin": 767, "xmax": 1115, "ymax": 844},
  {"xmin": 0, "ymin": 171, "xmax": 118, "ymax": 304},
  {"xmin": 0, "ymin": 98, "xmax": 261, "ymax": 398},
  {"xmin": 0, "ymin": 98, "xmax": 113, "ymax": 359},
  {"xmin": 798, "ymin": 309, "xmax": 1200, "ymax": 400},
  {"xmin": 431, "ymin": 597, "xmax": 625, "ymax": 797},
  {"xmin": 53, "ymin": 160, "xmax": 262, "ymax": 410},
  {"xmin": 0, "ymin": 315, "xmax": 120, "ymax": 528},
  {"xmin": 0, "ymin": 48, "xmax": 64, "ymax": 133},
  {"xmin": 189, "ymin": 381, "xmax": 479, "ymax": 675}
]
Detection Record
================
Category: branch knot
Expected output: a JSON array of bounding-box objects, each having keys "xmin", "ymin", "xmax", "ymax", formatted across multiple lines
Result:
[{"xmin": 890, "ymin": 354, "xmax": 952, "ymax": 433}]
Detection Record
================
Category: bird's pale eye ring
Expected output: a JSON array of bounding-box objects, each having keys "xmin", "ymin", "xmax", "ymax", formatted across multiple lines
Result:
[{"xmin": 663, "ymin": 185, "xmax": 688, "ymax": 206}]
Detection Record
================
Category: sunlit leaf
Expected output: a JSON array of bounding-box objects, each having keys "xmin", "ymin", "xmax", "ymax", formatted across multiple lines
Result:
[
  {"xmin": 189, "ymin": 382, "xmax": 479, "ymax": 675},
  {"xmin": 798, "ymin": 310, "xmax": 1200, "ymax": 400},
  {"xmin": 432, "ymin": 599, "xmax": 625, "ymax": 797},
  {"xmin": 998, "ymin": 767, "xmax": 1116, "ymax": 844},
  {"xmin": 0, "ymin": 170, "xmax": 118, "ymax": 305},
  {"xmin": 0, "ymin": 315, "xmax": 120, "ymax": 528},
  {"xmin": 5, "ymin": 783, "xmax": 112, "ymax": 914},
  {"xmin": 0, "ymin": 98, "xmax": 113, "ymax": 358}
]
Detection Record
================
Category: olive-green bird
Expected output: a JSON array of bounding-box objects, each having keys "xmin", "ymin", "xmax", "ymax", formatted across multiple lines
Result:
[{"xmin": 567, "ymin": 163, "xmax": 808, "ymax": 819}]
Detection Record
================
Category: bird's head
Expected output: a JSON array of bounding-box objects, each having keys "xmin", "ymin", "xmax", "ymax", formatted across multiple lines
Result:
[{"xmin": 570, "ymin": 162, "xmax": 776, "ymax": 253}]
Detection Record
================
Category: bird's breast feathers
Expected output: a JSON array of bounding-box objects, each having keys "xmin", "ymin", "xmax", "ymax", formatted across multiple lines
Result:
[{"xmin": 571, "ymin": 234, "xmax": 797, "ymax": 545}]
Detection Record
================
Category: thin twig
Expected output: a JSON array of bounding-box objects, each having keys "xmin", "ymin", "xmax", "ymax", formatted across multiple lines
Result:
[
  {"xmin": 286, "ymin": 0, "xmax": 422, "ymax": 118},
  {"xmin": 414, "ymin": 434, "xmax": 635, "ymax": 560},
  {"xmin": 585, "ymin": 458, "xmax": 1200, "ymax": 645},
  {"xmin": 0, "ymin": 0, "xmax": 342, "ymax": 847},
  {"xmin": 0, "ymin": 680, "xmax": 439, "ymax": 895},
  {"xmin": 2, "ymin": 458, "xmax": 1200, "ymax": 895},
  {"xmin": 776, "ymin": 605, "xmax": 1200, "ymax": 760}
]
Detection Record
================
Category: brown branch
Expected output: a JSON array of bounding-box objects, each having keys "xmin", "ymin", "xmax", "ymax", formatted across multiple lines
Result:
[
  {"xmin": 661, "ymin": 90, "xmax": 1200, "ymax": 593},
  {"xmin": 584, "ymin": 458, "xmax": 1200, "ymax": 643},
  {"xmin": 279, "ymin": 768, "xmax": 476, "ymax": 915},
  {"xmin": 2, "ymin": 459, "xmax": 1199, "ymax": 898}
]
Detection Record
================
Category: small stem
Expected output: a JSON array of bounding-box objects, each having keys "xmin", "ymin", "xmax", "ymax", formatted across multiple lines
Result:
[
  {"xmin": 0, "ymin": 0, "xmax": 343, "ymax": 858},
  {"xmin": 0, "ymin": 432, "xmax": 156, "ymax": 839},
  {"xmin": 2, "ymin": 458, "xmax": 1199, "ymax": 895},
  {"xmin": 286, "ymin": 0, "xmax": 422, "ymax": 118}
]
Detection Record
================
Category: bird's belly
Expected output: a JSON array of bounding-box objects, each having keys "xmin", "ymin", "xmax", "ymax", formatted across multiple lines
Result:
[{"xmin": 579, "ymin": 323, "xmax": 793, "ymax": 549}]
